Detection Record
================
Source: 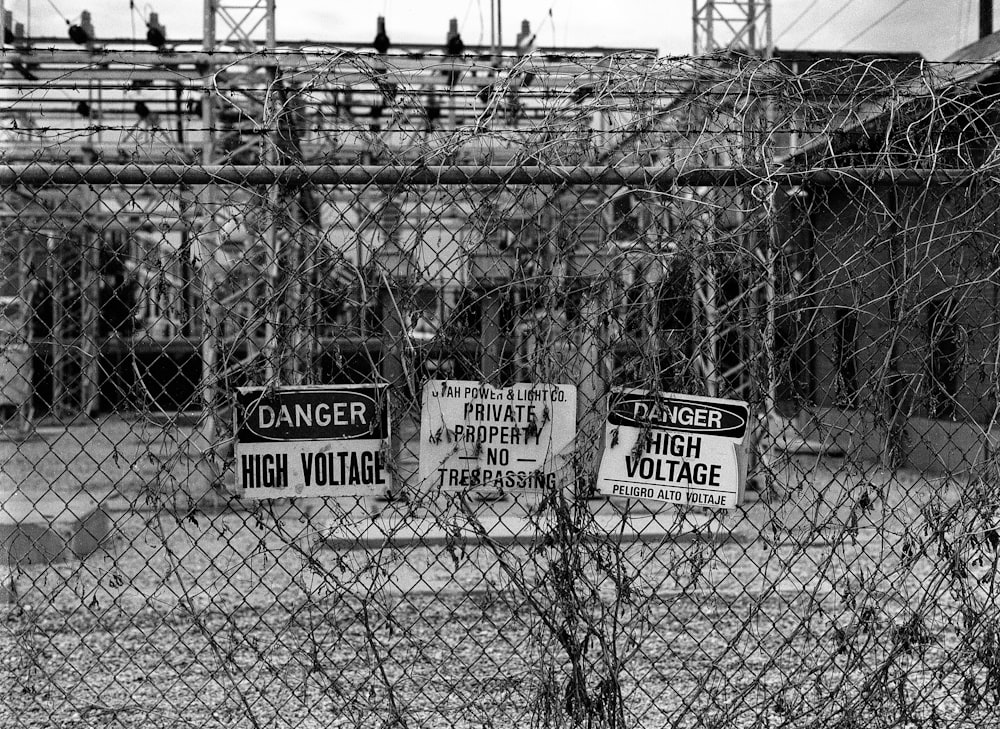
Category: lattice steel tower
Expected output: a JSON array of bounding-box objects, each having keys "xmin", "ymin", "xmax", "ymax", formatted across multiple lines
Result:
[
  {"xmin": 692, "ymin": 0, "xmax": 772, "ymax": 56},
  {"xmin": 690, "ymin": 1, "xmax": 774, "ymax": 398},
  {"xmin": 203, "ymin": 0, "xmax": 276, "ymax": 51}
]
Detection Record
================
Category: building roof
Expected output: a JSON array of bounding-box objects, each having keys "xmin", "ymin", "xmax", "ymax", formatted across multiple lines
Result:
[
  {"xmin": 945, "ymin": 29, "xmax": 1000, "ymax": 62},
  {"xmin": 774, "ymin": 33, "xmax": 1000, "ymax": 167}
]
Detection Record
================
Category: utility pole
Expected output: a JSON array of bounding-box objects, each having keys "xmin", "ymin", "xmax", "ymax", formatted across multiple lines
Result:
[{"xmin": 489, "ymin": 0, "xmax": 504, "ymax": 58}]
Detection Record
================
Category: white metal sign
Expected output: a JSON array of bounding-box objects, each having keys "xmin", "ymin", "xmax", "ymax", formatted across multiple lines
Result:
[
  {"xmin": 234, "ymin": 384, "xmax": 392, "ymax": 499},
  {"xmin": 596, "ymin": 388, "xmax": 751, "ymax": 510},
  {"xmin": 419, "ymin": 380, "xmax": 577, "ymax": 492}
]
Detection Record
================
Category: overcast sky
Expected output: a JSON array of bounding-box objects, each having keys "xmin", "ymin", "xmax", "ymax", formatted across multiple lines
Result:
[{"xmin": 6, "ymin": 0, "xmax": 988, "ymax": 61}]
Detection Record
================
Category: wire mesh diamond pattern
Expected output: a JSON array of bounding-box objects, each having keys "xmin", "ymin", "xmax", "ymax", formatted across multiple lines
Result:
[{"xmin": 1, "ymin": 50, "xmax": 1000, "ymax": 728}]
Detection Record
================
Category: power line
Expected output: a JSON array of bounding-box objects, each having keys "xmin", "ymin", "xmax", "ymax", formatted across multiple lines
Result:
[
  {"xmin": 794, "ymin": 0, "xmax": 863, "ymax": 49},
  {"xmin": 43, "ymin": 0, "xmax": 70, "ymax": 25},
  {"xmin": 841, "ymin": 0, "xmax": 920, "ymax": 49},
  {"xmin": 774, "ymin": 0, "xmax": 823, "ymax": 44},
  {"xmin": 530, "ymin": 5, "xmax": 555, "ymax": 48}
]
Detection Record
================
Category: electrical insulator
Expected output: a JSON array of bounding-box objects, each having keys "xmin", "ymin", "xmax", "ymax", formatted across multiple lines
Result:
[
  {"xmin": 445, "ymin": 18, "xmax": 464, "ymax": 56},
  {"xmin": 68, "ymin": 10, "xmax": 95, "ymax": 47},
  {"xmin": 68, "ymin": 23, "xmax": 90, "ymax": 45},
  {"xmin": 373, "ymin": 16, "xmax": 390, "ymax": 54},
  {"xmin": 146, "ymin": 12, "xmax": 167, "ymax": 49}
]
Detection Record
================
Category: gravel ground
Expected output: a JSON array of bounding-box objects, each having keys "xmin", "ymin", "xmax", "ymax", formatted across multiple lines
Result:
[
  {"xmin": 2, "ymin": 502, "xmax": 996, "ymax": 728},
  {"xmin": 3, "ymin": 418, "xmax": 999, "ymax": 727}
]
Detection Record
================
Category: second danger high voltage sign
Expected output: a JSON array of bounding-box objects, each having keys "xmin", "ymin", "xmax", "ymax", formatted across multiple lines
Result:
[
  {"xmin": 419, "ymin": 380, "xmax": 577, "ymax": 492},
  {"xmin": 596, "ymin": 388, "xmax": 751, "ymax": 510}
]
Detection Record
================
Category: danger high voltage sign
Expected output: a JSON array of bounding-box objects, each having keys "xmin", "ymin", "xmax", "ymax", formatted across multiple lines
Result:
[
  {"xmin": 234, "ymin": 384, "xmax": 392, "ymax": 498},
  {"xmin": 596, "ymin": 388, "xmax": 750, "ymax": 510}
]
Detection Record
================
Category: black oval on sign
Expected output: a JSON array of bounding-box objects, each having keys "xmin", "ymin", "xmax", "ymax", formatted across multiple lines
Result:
[
  {"xmin": 608, "ymin": 392, "xmax": 748, "ymax": 439},
  {"xmin": 236, "ymin": 387, "xmax": 389, "ymax": 443}
]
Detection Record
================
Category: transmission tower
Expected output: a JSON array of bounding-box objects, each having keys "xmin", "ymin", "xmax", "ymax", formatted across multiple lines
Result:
[
  {"xmin": 203, "ymin": 0, "xmax": 276, "ymax": 52},
  {"xmin": 692, "ymin": 0, "xmax": 772, "ymax": 56},
  {"xmin": 197, "ymin": 0, "xmax": 279, "ymax": 443},
  {"xmin": 201, "ymin": 0, "xmax": 277, "ymax": 164},
  {"xmin": 690, "ymin": 1, "xmax": 774, "ymax": 402}
]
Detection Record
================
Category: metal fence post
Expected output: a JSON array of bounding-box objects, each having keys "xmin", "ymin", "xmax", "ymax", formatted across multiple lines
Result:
[
  {"xmin": 478, "ymin": 286, "xmax": 503, "ymax": 379},
  {"xmin": 374, "ymin": 241, "xmax": 415, "ymax": 501},
  {"xmin": 576, "ymin": 279, "xmax": 607, "ymax": 497}
]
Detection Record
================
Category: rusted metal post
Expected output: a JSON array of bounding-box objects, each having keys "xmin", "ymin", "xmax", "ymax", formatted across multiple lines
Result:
[
  {"xmin": 576, "ymin": 280, "xmax": 607, "ymax": 498},
  {"xmin": 479, "ymin": 287, "xmax": 503, "ymax": 378},
  {"xmin": 378, "ymin": 280, "xmax": 407, "ymax": 501},
  {"xmin": 80, "ymin": 229, "xmax": 101, "ymax": 417},
  {"xmin": 373, "ymin": 224, "xmax": 415, "ymax": 502}
]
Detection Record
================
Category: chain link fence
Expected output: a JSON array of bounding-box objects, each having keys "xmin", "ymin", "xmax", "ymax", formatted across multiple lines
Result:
[{"xmin": 3, "ymin": 51, "xmax": 1000, "ymax": 727}]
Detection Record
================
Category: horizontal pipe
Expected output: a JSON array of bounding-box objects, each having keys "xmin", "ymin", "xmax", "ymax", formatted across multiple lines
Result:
[
  {"xmin": 0, "ymin": 163, "xmax": 979, "ymax": 188},
  {"xmin": 91, "ymin": 334, "xmax": 481, "ymax": 357}
]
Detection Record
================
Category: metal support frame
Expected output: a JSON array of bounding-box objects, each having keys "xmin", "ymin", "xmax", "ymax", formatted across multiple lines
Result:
[
  {"xmin": 204, "ymin": 0, "xmax": 276, "ymax": 52},
  {"xmin": 195, "ymin": 0, "xmax": 281, "ymax": 494},
  {"xmin": 693, "ymin": 0, "xmax": 773, "ymax": 57}
]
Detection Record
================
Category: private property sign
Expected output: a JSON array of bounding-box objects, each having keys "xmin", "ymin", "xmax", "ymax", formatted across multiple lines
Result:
[
  {"xmin": 419, "ymin": 380, "xmax": 577, "ymax": 492},
  {"xmin": 234, "ymin": 384, "xmax": 391, "ymax": 498},
  {"xmin": 596, "ymin": 388, "xmax": 750, "ymax": 509}
]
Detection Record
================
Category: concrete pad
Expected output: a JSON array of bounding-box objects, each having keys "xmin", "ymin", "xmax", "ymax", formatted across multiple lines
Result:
[
  {"xmin": 0, "ymin": 487, "xmax": 112, "ymax": 568},
  {"xmin": 776, "ymin": 437, "xmax": 846, "ymax": 457}
]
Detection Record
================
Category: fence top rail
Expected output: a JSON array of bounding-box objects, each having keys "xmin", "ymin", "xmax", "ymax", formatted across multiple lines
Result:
[{"xmin": 0, "ymin": 164, "xmax": 982, "ymax": 188}]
